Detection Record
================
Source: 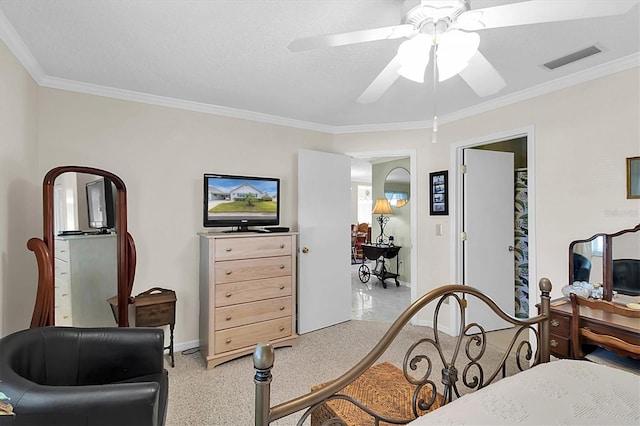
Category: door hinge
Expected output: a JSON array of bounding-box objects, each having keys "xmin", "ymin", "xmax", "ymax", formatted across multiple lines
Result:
[
  {"xmin": 461, "ymin": 299, "xmax": 468, "ymax": 309},
  {"xmin": 460, "ymin": 164, "xmax": 467, "ymax": 174},
  {"xmin": 461, "ymin": 231, "xmax": 467, "ymax": 241}
]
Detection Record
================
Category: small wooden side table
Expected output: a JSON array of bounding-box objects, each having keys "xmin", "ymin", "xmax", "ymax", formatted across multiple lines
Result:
[
  {"xmin": 109, "ymin": 288, "xmax": 177, "ymax": 367},
  {"xmin": 134, "ymin": 288, "xmax": 177, "ymax": 367}
]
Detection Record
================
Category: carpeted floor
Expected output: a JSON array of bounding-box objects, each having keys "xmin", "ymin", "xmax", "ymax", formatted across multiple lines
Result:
[{"xmin": 164, "ymin": 320, "xmax": 529, "ymax": 426}]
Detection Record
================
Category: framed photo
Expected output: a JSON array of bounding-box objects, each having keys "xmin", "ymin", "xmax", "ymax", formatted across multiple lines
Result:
[
  {"xmin": 429, "ymin": 170, "xmax": 448, "ymax": 215},
  {"xmin": 627, "ymin": 156, "xmax": 640, "ymax": 199}
]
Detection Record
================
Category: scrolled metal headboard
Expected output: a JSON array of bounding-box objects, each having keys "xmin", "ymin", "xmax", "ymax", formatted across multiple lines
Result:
[{"xmin": 254, "ymin": 278, "xmax": 552, "ymax": 425}]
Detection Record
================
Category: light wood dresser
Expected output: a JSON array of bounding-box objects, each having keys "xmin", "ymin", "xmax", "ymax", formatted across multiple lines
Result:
[{"xmin": 198, "ymin": 232, "xmax": 298, "ymax": 369}]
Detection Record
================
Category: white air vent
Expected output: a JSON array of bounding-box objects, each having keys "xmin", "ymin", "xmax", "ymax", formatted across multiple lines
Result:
[{"xmin": 542, "ymin": 44, "xmax": 604, "ymax": 70}]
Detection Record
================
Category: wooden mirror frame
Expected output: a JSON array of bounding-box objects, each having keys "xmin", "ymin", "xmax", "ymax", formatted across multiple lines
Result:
[
  {"xmin": 27, "ymin": 166, "xmax": 136, "ymax": 327},
  {"xmin": 569, "ymin": 223, "xmax": 640, "ymax": 301}
]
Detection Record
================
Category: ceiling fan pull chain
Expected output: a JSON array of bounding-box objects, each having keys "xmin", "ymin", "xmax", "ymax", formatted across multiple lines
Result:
[{"xmin": 432, "ymin": 37, "xmax": 438, "ymax": 144}]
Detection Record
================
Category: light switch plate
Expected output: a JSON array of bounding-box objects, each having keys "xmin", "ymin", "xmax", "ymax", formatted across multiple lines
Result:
[{"xmin": 436, "ymin": 224, "xmax": 443, "ymax": 236}]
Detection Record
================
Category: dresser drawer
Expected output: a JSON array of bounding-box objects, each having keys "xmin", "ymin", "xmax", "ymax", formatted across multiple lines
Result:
[
  {"xmin": 215, "ymin": 276, "xmax": 291, "ymax": 307},
  {"xmin": 55, "ymin": 239, "xmax": 70, "ymax": 261},
  {"xmin": 214, "ymin": 316, "xmax": 292, "ymax": 354},
  {"xmin": 55, "ymin": 258, "xmax": 70, "ymax": 282},
  {"xmin": 214, "ymin": 236, "xmax": 292, "ymax": 261},
  {"xmin": 215, "ymin": 296, "xmax": 292, "ymax": 330},
  {"xmin": 215, "ymin": 256, "xmax": 292, "ymax": 284},
  {"xmin": 549, "ymin": 313, "xmax": 570, "ymax": 337}
]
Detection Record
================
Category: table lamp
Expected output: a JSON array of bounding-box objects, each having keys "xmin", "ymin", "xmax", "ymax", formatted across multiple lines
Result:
[{"xmin": 372, "ymin": 198, "xmax": 393, "ymax": 244}]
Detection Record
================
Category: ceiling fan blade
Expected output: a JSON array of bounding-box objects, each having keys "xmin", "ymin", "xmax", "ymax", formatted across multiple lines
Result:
[
  {"xmin": 460, "ymin": 0, "xmax": 638, "ymax": 30},
  {"xmin": 357, "ymin": 55, "xmax": 402, "ymax": 104},
  {"xmin": 458, "ymin": 51, "xmax": 506, "ymax": 97},
  {"xmin": 288, "ymin": 24, "xmax": 414, "ymax": 52}
]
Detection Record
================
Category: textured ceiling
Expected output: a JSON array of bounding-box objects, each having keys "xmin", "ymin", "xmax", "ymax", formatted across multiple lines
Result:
[{"xmin": 0, "ymin": 0, "xmax": 638, "ymax": 133}]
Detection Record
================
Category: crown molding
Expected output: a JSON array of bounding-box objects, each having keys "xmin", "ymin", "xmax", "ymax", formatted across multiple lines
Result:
[
  {"xmin": 0, "ymin": 10, "xmax": 45, "ymax": 82},
  {"xmin": 332, "ymin": 53, "xmax": 640, "ymax": 134},
  {"xmin": 38, "ymin": 75, "xmax": 334, "ymax": 133},
  {"xmin": 1, "ymin": 7, "xmax": 637, "ymax": 136}
]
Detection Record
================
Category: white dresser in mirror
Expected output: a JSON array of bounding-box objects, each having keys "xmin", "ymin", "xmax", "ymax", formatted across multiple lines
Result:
[{"xmin": 55, "ymin": 234, "xmax": 117, "ymax": 326}]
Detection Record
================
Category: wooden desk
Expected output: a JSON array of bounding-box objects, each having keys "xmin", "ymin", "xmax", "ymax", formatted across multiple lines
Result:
[{"xmin": 548, "ymin": 298, "xmax": 640, "ymax": 359}]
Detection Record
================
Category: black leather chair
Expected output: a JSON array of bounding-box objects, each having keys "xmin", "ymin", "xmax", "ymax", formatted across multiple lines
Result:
[
  {"xmin": 573, "ymin": 252, "xmax": 591, "ymax": 283},
  {"xmin": 0, "ymin": 327, "xmax": 168, "ymax": 426},
  {"xmin": 613, "ymin": 259, "xmax": 640, "ymax": 296}
]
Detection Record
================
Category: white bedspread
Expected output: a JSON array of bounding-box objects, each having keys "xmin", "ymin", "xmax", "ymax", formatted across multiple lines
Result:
[{"xmin": 409, "ymin": 359, "xmax": 639, "ymax": 425}]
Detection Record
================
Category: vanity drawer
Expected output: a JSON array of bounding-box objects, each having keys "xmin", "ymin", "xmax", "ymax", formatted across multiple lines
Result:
[
  {"xmin": 214, "ymin": 256, "xmax": 292, "ymax": 284},
  {"xmin": 214, "ymin": 316, "xmax": 292, "ymax": 354},
  {"xmin": 215, "ymin": 276, "xmax": 291, "ymax": 307},
  {"xmin": 215, "ymin": 296, "xmax": 292, "ymax": 330},
  {"xmin": 549, "ymin": 334, "xmax": 571, "ymax": 358},
  {"xmin": 214, "ymin": 236, "xmax": 292, "ymax": 261},
  {"xmin": 549, "ymin": 313, "xmax": 570, "ymax": 337}
]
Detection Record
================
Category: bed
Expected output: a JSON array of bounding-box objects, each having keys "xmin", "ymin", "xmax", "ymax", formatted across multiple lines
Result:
[{"xmin": 252, "ymin": 278, "xmax": 640, "ymax": 425}]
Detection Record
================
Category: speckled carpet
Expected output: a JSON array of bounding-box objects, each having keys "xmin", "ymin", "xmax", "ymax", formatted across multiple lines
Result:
[{"xmin": 164, "ymin": 320, "xmax": 526, "ymax": 426}]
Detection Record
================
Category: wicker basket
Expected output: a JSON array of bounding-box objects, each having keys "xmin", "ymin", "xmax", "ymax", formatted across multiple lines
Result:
[{"xmin": 310, "ymin": 362, "xmax": 442, "ymax": 426}]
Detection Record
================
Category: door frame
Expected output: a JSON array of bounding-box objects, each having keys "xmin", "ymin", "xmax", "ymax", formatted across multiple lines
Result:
[
  {"xmin": 449, "ymin": 125, "xmax": 537, "ymax": 332},
  {"xmin": 346, "ymin": 149, "xmax": 418, "ymax": 310}
]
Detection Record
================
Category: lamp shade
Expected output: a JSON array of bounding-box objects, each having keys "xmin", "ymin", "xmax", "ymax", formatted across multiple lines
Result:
[{"xmin": 372, "ymin": 198, "xmax": 393, "ymax": 215}]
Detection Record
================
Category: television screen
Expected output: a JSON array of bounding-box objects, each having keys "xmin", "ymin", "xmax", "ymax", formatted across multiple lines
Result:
[
  {"xmin": 86, "ymin": 178, "xmax": 116, "ymax": 229},
  {"xmin": 203, "ymin": 174, "xmax": 280, "ymax": 230}
]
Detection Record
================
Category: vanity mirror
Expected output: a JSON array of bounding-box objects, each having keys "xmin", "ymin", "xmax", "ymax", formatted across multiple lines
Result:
[
  {"xmin": 28, "ymin": 166, "xmax": 136, "ymax": 327},
  {"xmin": 568, "ymin": 223, "xmax": 639, "ymax": 301},
  {"xmin": 384, "ymin": 167, "xmax": 410, "ymax": 207}
]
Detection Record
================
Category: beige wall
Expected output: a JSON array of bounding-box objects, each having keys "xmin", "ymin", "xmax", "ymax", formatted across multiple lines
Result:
[
  {"xmin": 2, "ymin": 36, "xmax": 639, "ymax": 342},
  {"xmin": 0, "ymin": 40, "xmax": 40, "ymax": 335},
  {"xmin": 333, "ymin": 68, "xmax": 640, "ymax": 321},
  {"xmin": 33, "ymin": 87, "xmax": 331, "ymax": 345}
]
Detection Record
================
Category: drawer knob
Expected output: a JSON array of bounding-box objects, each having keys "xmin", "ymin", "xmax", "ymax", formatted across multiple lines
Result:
[
  {"xmin": 225, "ymin": 293, "xmax": 232, "ymax": 298},
  {"xmin": 279, "ymin": 306, "xmax": 285, "ymax": 311},
  {"xmin": 551, "ymin": 319, "xmax": 560, "ymax": 327},
  {"xmin": 225, "ymin": 247, "xmax": 232, "ymax": 252},
  {"xmin": 550, "ymin": 339, "xmax": 558, "ymax": 348},
  {"xmin": 226, "ymin": 316, "xmax": 232, "ymax": 321},
  {"xmin": 61, "ymin": 272, "xmax": 67, "ymax": 275},
  {"xmin": 279, "ymin": 285, "xmax": 285, "ymax": 290},
  {"xmin": 279, "ymin": 265, "xmax": 285, "ymax": 269},
  {"xmin": 225, "ymin": 339, "xmax": 231, "ymax": 344},
  {"xmin": 225, "ymin": 270, "xmax": 232, "ymax": 275},
  {"xmin": 279, "ymin": 326, "xmax": 285, "ymax": 332},
  {"xmin": 280, "ymin": 244, "xmax": 285, "ymax": 249}
]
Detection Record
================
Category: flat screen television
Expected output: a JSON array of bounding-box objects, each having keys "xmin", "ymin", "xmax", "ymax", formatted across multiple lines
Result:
[
  {"xmin": 203, "ymin": 173, "xmax": 280, "ymax": 231},
  {"xmin": 86, "ymin": 177, "xmax": 116, "ymax": 230}
]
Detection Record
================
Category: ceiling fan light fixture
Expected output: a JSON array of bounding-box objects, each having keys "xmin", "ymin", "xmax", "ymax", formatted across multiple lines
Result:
[
  {"xmin": 397, "ymin": 34, "xmax": 433, "ymax": 83},
  {"xmin": 436, "ymin": 29, "xmax": 479, "ymax": 81}
]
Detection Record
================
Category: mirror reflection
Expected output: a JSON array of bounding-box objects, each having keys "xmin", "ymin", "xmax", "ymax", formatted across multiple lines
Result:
[
  {"xmin": 611, "ymin": 229, "xmax": 640, "ymax": 296},
  {"xmin": 571, "ymin": 236, "xmax": 604, "ymax": 286},
  {"xmin": 53, "ymin": 173, "xmax": 118, "ymax": 326},
  {"xmin": 384, "ymin": 167, "xmax": 410, "ymax": 207}
]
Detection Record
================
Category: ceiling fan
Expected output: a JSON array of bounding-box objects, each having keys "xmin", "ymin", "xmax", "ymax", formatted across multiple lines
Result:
[{"xmin": 289, "ymin": 0, "xmax": 638, "ymax": 104}]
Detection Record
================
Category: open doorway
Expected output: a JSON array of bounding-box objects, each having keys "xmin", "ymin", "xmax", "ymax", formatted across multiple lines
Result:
[
  {"xmin": 348, "ymin": 151, "xmax": 417, "ymax": 323},
  {"xmin": 450, "ymin": 126, "xmax": 537, "ymax": 331}
]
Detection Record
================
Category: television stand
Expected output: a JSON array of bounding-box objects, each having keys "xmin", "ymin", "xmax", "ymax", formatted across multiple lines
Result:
[{"xmin": 223, "ymin": 226, "xmax": 263, "ymax": 233}]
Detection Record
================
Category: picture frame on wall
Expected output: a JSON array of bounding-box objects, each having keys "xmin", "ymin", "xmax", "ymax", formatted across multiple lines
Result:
[
  {"xmin": 627, "ymin": 156, "xmax": 640, "ymax": 199},
  {"xmin": 429, "ymin": 170, "xmax": 448, "ymax": 215}
]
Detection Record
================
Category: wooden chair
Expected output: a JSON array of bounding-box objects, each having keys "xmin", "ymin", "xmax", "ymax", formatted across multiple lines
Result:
[{"xmin": 569, "ymin": 293, "xmax": 640, "ymax": 372}]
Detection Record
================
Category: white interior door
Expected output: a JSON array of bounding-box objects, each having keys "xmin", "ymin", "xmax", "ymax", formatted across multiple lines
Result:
[
  {"xmin": 464, "ymin": 149, "xmax": 514, "ymax": 331},
  {"xmin": 298, "ymin": 149, "xmax": 351, "ymax": 334}
]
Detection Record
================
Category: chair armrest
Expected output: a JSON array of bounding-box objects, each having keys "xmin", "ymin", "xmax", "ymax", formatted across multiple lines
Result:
[{"xmin": 1, "ymin": 382, "xmax": 161, "ymax": 426}]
